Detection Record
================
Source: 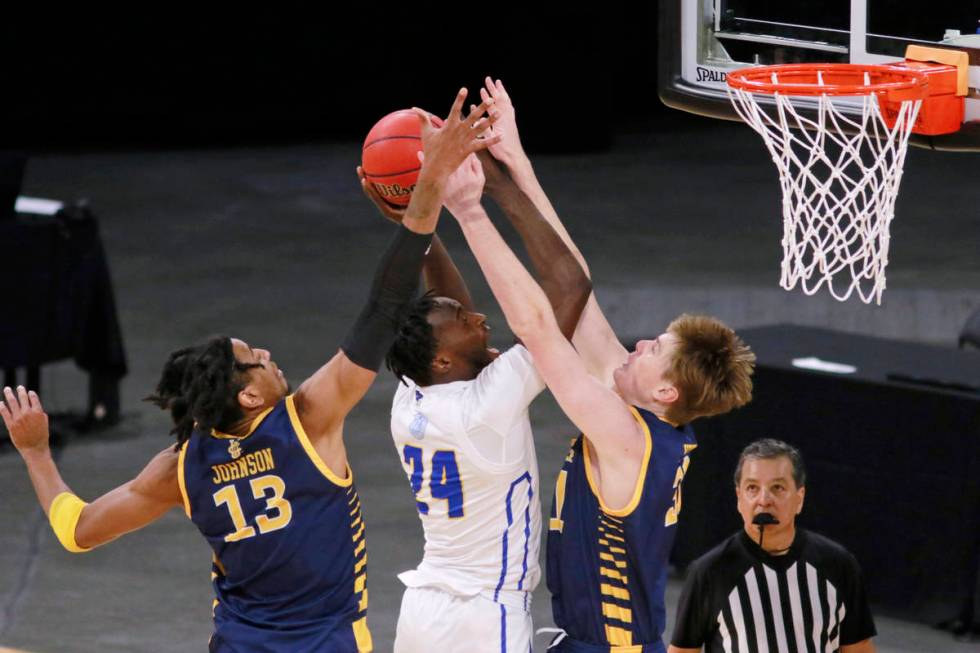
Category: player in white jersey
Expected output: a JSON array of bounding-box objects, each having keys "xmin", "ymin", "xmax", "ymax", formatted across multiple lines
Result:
[
  {"xmin": 389, "ymin": 336, "xmax": 544, "ymax": 650},
  {"xmin": 357, "ymin": 86, "xmax": 592, "ymax": 653}
]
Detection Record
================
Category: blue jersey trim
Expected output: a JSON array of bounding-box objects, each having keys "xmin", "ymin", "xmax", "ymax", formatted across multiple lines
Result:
[
  {"xmin": 499, "ymin": 603, "xmax": 507, "ymax": 653},
  {"xmin": 494, "ymin": 472, "xmax": 534, "ymax": 602}
]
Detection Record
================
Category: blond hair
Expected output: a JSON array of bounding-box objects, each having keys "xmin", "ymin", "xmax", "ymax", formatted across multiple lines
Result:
[{"xmin": 663, "ymin": 314, "xmax": 755, "ymax": 424}]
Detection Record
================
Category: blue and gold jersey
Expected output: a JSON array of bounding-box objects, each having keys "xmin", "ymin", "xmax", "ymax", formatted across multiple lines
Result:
[
  {"xmin": 178, "ymin": 395, "xmax": 371, "ymax": 653},
  {"xmin": 546, "ymin": 406, "xmax": 697, "ymax": 652}
]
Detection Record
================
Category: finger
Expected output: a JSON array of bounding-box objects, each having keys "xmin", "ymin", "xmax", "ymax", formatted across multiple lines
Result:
[
  {"xmin": 411, "ymin": 107, "xmax": 435, "ymax": 135},
  {"xmin": 28, "ymin": 390, "xmax": 43, "ymax": 412},
  {"xmin": 495, "ymin": 79, "xmax": 508, "ymax": 99},
  {"xmin": 359, "ymin": 176, "xmax": 377, "ymax": 200},
  {"xmin": 3, "ymin": 386, "xmax": 20, "ymax": 419},
  {"xmin": 447, "ymin": 88, "xmax": 468, "ymax": 123},
  {"xmin": 469, "ymin": 132, "xmax": 504, "ymax": 152},
  {"xmin": 0, "ymin": 400, "xmax": 10, "ymax": 428},
  {"xmin": 470, "ymin": 112, "xmax": 499, "ymax": 134},
  {"xmin": 416, "ymin": 151, "xmax": 425, "ymax": 164},
  {"xmin": 356, "ymin": 165, "xmax": 365, "ymax": 181},
  {"xmin": 480, "ymin": 86, "xmax": 492, "ymax": 105},
  {"xmin": 463, "ymin": 96, "xmax": 494, "ymax": 128},
  {"xmin": 17, "ymin": 386, "xmax": 30, "ymax": 411}
]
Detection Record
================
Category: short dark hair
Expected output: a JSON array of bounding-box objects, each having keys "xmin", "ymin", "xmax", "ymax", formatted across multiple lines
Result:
[
  {"xmin": 145, "ymin": 335, "xmax": 262, "ymax": 450},
  {"xmin": 386, "ymin": 293, "xmax": 439, "ymax": 386},
  {"xmin": 734, "ymin": 438, "xmax": 807, "ymax": 488}
]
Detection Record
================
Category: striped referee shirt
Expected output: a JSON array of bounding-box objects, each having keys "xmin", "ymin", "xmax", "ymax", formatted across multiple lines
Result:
[{"xmin": 671, "ymin": 529, "xmax": 875, "ymax": 653}]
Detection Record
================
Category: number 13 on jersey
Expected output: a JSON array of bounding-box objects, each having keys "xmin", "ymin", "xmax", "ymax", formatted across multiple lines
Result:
[{"xmin": 402, "ymin": 445, "xmax": 465, "ymax": 518}]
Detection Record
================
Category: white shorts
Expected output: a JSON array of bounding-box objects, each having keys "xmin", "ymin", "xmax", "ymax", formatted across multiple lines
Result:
[{"xmin": 394, "ymin": 586, "xmax": 533, "ymax": 653}]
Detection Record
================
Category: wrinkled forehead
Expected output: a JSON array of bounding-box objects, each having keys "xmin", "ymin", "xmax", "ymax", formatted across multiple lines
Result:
[
  {"xmin": 229, "ymin": 337, "xmax": 264, "ymax": 364},
  {"xmin": 740, "ymin": 456, "xmax": 796, "ymax": 485},
  {"xmin": 425, "ymin": 297, "xmax": 461, "ymax": 327}
]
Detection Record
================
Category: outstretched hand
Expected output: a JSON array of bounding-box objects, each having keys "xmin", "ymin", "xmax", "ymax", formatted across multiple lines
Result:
[
  {"xmin": 356, "ymin": 165, "xmax": 406, "ymax": 224},
  {"xmin": 479, "ymin": 77, "xmax": 525, "ymax": 166},
  {"xmin": 0, "ymin": 386, "xmax": 50, "ymax": 455},
  {"xmin": 443, "ymin": 154, "xmax": 486, "ymax": 218},
  {"xmin": 414, "ymin": 87, "xmax": 502, "ymax": 186}
]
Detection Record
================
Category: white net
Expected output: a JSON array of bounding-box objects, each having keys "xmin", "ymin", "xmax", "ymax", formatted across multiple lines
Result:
[{"xmin": 728, "ymin": 73, "xmax": 922, "ymax": 304}]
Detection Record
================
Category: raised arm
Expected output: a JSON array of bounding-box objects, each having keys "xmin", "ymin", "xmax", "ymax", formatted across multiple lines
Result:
[
  {"xmin": 480, "ymin": 77, "xmax": 626, "ymax": 383},
  {"xmin": 357, "ymin": 165, "xmax": 474, "ymax": 311},
  {"xmin": 1, "ymin": 387, "xmax": 182, "ymax": 552},
  {"xmin": 444, "ymin": 175, "xmax": 646, "ymax": 507},
  {"xmin": 294, "ymin": 88, "xmax": 500, "ymax": 442},
  {"xmin": 476, "ymin": 150, "xmax": 590, "ymax": 340}
]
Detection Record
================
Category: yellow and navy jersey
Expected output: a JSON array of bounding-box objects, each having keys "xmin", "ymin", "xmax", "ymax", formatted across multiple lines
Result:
[
  {"xmin": 546, "ymin": 406, "xmax": 697, "ymax": 652},
  {"xmin": 178, "ymin": 395, "xmax": 372, "ymax": 653}
]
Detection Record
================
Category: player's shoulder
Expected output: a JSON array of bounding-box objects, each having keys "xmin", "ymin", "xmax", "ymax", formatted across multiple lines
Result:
[
  {"xmin": 493, "ymin": 343, "xmax": 534, "ymax": 367},
  {"xmin": 148, "ymin": 444, "xmax": 182, "ymax": 470},
  {"xmin": 472, "ymin": 344, "xmax": 537, "ymax": 385},
  {"xmin": 134, "ymin": 445, "xmax": 184, "ymax": 504},
  {"xmin": 392, "ymin": 376, "xmax": 415, "ymax": 401}
]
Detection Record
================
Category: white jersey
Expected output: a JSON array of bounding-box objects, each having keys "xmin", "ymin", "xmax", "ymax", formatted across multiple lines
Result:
[{"xmin": 391, "ymin": 344, "xmax": 545, "ymax": 606}]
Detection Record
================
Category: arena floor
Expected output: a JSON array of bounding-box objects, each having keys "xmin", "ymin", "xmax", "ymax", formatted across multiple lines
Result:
[{"xmin": 1, "ymin": 111, "xmax": 978, "ymax": 651}]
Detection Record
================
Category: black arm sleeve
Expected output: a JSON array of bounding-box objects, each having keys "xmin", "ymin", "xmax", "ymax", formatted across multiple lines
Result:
[{"xmin": 341, "ymin": 225, "xmax": 432, "ymax": 371}]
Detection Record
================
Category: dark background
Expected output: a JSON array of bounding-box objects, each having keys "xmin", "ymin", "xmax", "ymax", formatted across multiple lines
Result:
[{"xmin": 1, "ymin": 6, "xmax": 666, "ymax": 152}]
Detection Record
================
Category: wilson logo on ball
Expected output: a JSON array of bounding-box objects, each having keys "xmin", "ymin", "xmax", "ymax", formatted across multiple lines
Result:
[
  {"xmin": 374, "ymin": 182, "xmax": 416, "ymax": 199},
  {"xmin": 361, "ymin": 109, "xmax": 424, "ymax": 207}
]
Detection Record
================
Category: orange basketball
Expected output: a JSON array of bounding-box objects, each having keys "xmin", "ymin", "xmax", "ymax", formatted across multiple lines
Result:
[{"xmin": 362, "ymin": 110, "xmax": 426, "ymax": 206}]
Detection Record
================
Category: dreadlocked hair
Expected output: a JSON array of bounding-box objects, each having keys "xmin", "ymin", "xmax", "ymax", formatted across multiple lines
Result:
[
  {"xmin": 663, "ymin": 314, "xmax": 755, "ymax": 425},
  {"xmin": 145, "ymin": 336, "xmax": 263, "ymax": 451},
  {"xmin": 386, "ymin": 292, "xmax": 439, "ymax": 387}
]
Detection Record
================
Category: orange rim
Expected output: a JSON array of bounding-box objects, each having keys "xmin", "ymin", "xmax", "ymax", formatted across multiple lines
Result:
[{"xmin": 727, "ymin": 63, "xmax": 929, "ymax": 99}]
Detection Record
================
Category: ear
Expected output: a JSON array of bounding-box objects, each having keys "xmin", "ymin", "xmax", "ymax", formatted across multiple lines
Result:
[
  {"xmin": 237, "ymin": 384, "xmax": 264, "ymax": 410},
  {"xmin": 430, "ymin": 354, "xmax": 452, "ymax": 376},
  {"xmin": 796, "ymin": 486, "xmax": 806, "ymax": 515},
  {"xmin": 654, "ymin": 382, "xmax": 679, "ymax": 405}
]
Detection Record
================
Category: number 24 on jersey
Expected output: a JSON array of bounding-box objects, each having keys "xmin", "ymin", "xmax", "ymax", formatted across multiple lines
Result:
[{"xmin": 403, "ymin": 445, "xmax": 464, "ymax": 518}]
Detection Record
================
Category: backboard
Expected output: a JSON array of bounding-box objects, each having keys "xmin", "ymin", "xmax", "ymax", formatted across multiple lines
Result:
[{"xmin": 659, "ymin": 0, "xmax": 980, "ymax": 150}]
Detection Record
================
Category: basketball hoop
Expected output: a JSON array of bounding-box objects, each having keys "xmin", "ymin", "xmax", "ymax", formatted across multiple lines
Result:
[{"xmin": 727, "ymin": 63, "xmax": 931, "ymax": 304}]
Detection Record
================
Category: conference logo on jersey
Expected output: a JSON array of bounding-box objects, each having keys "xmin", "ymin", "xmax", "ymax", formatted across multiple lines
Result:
[
  {"xmin": 409, "ymin": 412, "xmax": 428, "ymax": 440},
  {"xmin": 228, "ymin": 439, "xmax": 243, "ymax": 460}
]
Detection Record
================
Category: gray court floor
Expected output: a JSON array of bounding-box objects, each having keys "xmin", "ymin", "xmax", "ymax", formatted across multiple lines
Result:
[{"xmin": 1, "ymin": 112, "xmax": 979, "ymax": 652}]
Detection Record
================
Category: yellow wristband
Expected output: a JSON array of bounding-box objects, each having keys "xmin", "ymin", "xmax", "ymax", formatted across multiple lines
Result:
[{"xmin": 49, "ymin": 492, "xmax": 91, "ymax": 553}]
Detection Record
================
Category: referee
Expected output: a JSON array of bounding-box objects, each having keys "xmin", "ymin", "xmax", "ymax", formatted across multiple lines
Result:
[{"xmin": 668, "ymin": 439, "xmax": 876, "ymax": 653}]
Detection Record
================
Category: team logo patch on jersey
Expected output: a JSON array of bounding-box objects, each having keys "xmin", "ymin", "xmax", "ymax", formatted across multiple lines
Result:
[
  {"xmin": 228, "ymin": 439, "xmax": 242, "ymax": 460},
  {"xmin": 409, "ymin": 412, "xmax": 428, "ymax": 440}
]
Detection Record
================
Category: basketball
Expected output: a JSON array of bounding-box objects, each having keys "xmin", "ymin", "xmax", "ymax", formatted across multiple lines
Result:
[{"xmin": 361, "ymin": 110, "xmax": 427, "ymax": 206}]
